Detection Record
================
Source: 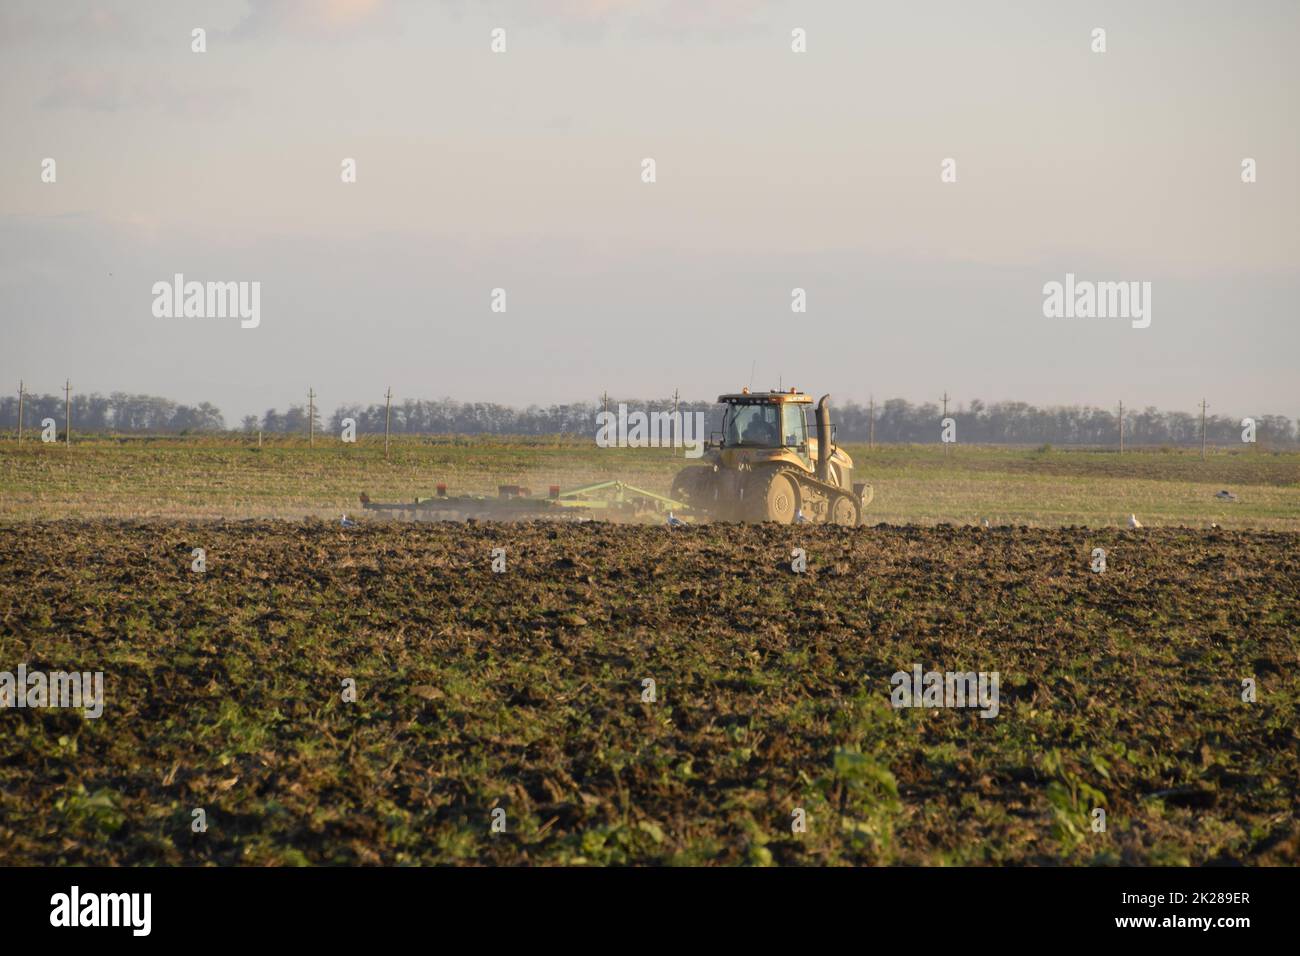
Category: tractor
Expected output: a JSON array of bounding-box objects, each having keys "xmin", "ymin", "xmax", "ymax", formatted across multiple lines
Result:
[{"xmin": 670, "ymin": 389, "xmax": 873, "ymax": 525}]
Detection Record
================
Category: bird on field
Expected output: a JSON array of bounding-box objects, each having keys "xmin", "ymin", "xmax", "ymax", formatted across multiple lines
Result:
[
  {"xmin": 796, "ymin": 508, "xmax": 810, "ymax": 524},
  {"xmin": 1209, "ymin": 522, "xmax": 1220, "ymax": 529},
  {"xmin": 1215, "ymin": 490, "xmax": 1238, "ymax": 501},
  {"xmin": 340, "ymin": 514, "xmax": 357, "ymax": 528},
  {"xmin": 1128, "ymin": 514, "xmax": 1142, "ymax": 529},
  {"xmin": 666, "ymin": 511, "xmax": 686, "ymax": 528},
  {"xmin": 981, "ymin": 518, "xmax": 991, "ymax": 528}
]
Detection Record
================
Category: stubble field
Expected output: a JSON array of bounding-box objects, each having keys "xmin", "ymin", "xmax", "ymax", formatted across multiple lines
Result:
[{"xmin": 3, "ymin": 437, "xmax": 1299, "ymax": 529}]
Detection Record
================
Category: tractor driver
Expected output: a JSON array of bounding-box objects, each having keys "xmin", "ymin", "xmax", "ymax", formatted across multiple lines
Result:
[{"xmin": 742, "ymin": 408, "xmax": 780, "ymax": 446}]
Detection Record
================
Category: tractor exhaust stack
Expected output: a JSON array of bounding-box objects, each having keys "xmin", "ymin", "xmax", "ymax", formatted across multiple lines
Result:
[{"xmin": 816, "ymin": 394, "xmax": 832, "ymax": 482}]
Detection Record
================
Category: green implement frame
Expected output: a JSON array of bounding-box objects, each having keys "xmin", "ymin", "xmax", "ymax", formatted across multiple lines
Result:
[{"xmin": 359, "ymin": 479, "xmax": 692, "ymax": 522}]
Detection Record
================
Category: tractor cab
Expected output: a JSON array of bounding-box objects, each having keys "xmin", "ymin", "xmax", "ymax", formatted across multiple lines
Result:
[{"xmin": 717, "ymin": 389, "xmax": 813, "ymax": 450}]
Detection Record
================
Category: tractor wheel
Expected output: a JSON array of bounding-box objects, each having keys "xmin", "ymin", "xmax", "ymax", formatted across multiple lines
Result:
[
  {"xmin": 831, "ymin": 493, "xmax": 860, "ymax": 527},
  {"xmin": 747, "ymin": 469, "xmax": 799, "ymax": 524}
]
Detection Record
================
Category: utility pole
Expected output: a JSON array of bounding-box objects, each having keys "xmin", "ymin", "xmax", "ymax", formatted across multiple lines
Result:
[
  {"xmin": 941, "ymin": 390, "xmax": 951, "ymax": 456},
  {"xmin": 16, "ymin": 380, "xmax": 24, "ymax": 444},
  {"xmin": 308, "ymin": 387, "xmax": 316, "ymax": 447},
  {"xmin": 602, "ymin": 391, "xmax": 609, "ymax": 418},
  {"xmin": 63, "ymin": 379, "xmax": 72, "ymax": 446},
  {"xmin": 383, "ymin": 386, "xmax": 393, "ymax": 460},
  {"xmin": 869, "ymin": 394, "xmax": 875, "ymax": 451},
  {"xmin": 1199, "ymin": 398, "xmax": 1209, "ymax": 459},
  {"xmin": 672, "ymin": 388, "xmax": 680, "ymax": 455},
  {"xmin": 1118, "ymin": 400, "xmax": 1124, "ymax": 454}
]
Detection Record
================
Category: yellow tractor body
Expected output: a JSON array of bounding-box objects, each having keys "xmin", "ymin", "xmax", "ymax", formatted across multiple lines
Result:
[{"xmin": 671, "ymin": 389, "xmax": 873, "ymax": 525}]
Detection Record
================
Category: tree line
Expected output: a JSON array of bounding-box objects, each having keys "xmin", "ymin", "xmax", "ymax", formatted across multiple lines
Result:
[
  {"xmin": 0, "ymin": 391, "xmax": 225, "ymax": 434},
  {"xmin": 307, "ymin": 396, "xmax": 1298, "ymax": 447},
  {"xmin": 2, "ymin": 391, "xmax": 1295, "ymax": 446}
]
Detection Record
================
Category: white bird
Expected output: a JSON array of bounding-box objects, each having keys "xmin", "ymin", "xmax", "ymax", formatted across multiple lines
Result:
[
  {"xmin": 795, "ymin": 509, "xmax": 811, "ymax": 524},
  {"xmin": 666, "ymin": 511, "xmax": 686, "ymax": 527},
  {"xmin": 1128, "ymin": 514, "xmax": 1142, "ymax": 529},
  {"xmin": 981, "ymin": 518, "xmax": 991, "ymax": 528},
  {"xmin": 341, "ymin": 514, "xmax": 357, "ymax": 528}
]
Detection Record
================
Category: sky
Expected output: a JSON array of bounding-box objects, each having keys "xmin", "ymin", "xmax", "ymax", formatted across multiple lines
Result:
[{"xmin": 1, "ymin": 0, "xmax": 1297, "ymax": 422}]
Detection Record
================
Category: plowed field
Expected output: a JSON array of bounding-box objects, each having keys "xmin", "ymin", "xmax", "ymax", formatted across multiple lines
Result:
[{"xmin": 1, "ymin": 520, "xmax": 1296, "ymax": 865}]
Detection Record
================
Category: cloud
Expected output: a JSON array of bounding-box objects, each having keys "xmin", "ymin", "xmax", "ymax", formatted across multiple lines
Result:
[
  {"xmin": 456, "ymin": 0, "xmax": 778, "ymax": 43},
  {"xmin": 0, "ymin": 2, "xmax": 140, "ymax": 49},
  {"xmin": 38, "ymin": 69, "xmax": 124, "ymax": 112},
  {"xmin": 39, "ymin": 68, "xmax": 248, "ymax": 118},
  {"xmin": 557, "ymin": 0, "xmax": 770, "ymax": 24},
  {"xmin": 232, "ymin": 0, "xmax": 386, "ymax": 38}
]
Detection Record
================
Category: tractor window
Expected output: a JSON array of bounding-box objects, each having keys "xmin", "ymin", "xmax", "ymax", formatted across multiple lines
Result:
[
  {"xmin": 782, "ymin": 404, "xmax": 808, "ymax": 448},
  {"xmin": 724, "ymin": 404, "xmax": 780, "ymax": 446}
]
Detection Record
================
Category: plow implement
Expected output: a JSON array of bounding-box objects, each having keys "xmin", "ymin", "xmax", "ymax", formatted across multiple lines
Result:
[{"xmin": 359, "ymin": 480, "xmax": 692, "ymax": 523}]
